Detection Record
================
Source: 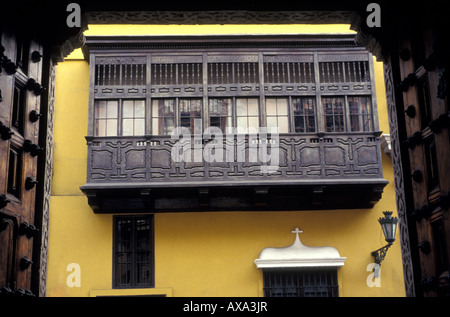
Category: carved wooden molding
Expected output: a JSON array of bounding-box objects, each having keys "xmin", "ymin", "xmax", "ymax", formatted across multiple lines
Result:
[
  {"xmin": 86, "ymin": 10, "xmax": 354, "ymax": 25},
  {"xmin": 51, "ymin": 14, "xmax": 88, "ymax": 64},
  {"xmin": 383, "ymin": 57, "xmax": 415, "ymax": 297}
]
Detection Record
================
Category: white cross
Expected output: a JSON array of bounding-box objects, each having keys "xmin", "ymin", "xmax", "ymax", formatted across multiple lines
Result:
[{"xmin": 291, "ymin": 227, "xmax": 303, "ymax": 235}]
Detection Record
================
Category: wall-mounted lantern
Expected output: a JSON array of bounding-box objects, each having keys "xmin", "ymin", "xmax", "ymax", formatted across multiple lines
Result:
[{"xmin": 371, "ymin": 211, "xmax": 398, "ymax": 266}]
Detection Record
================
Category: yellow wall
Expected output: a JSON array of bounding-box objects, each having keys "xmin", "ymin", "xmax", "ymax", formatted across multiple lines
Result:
[{"xmin": 46, "ymin": 24, "xmax": 405, "ymax": 297}]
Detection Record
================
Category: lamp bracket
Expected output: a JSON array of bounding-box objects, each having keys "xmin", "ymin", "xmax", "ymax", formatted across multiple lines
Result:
[{"xmin": 371, "ymin": 243, "xmax": 392, "ymax": 265}]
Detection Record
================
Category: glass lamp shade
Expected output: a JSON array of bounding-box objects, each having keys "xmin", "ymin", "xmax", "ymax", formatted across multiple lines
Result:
[{"xmin": 378, "ymin": 211, "xmax": 398, "ymax": 244}]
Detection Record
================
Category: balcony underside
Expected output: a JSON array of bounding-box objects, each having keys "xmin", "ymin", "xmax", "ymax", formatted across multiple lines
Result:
[{"xmin": 81, "ymin": 179, "xmax": 387, "ymax": 213}]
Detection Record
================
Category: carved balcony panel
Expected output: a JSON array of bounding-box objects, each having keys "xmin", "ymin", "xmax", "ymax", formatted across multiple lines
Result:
[{"xmin": 81, "ymin": 132, "xmax": 387, "ymax": 213}]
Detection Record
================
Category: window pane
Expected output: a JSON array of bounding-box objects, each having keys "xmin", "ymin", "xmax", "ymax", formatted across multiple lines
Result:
[
  {"xmin": 162, "ymin": 118, "xmax": 175, "ymax": 135},
  {"xmin": 294, "ymin": 116, "xmax": 306, "ymax": 133},
  {"xmin": 162, "ymin": 99, "xmax": 174, "ymax": 115},
  {"xmin": 107, "ymin": 100, "xmax": 118, "ymax": 118},
  {"xmin": 237, "ymin": 117, "xmax": 248, "ymax": 132},
  {"xmin": 106, "ymin": 119, "xmax": 118, "ymax": 136},
  {"xmin": 135, "ymin": 100, "xmax": 145, "ymax": 118},
  {"xmin": 236, "ymin": 99, "xmax": 247, "ymax": 116},
  {"xmin": 96, "ymin": 119, "xmax": 106, "ymax": 137},
  {"xmin": 348, "ymin": 96, "xmax": 372, "ymax": 132},
  {"xmin": 121, "ymin": 100, "xmax": 145, "ymax": 136},
  {"xmin": 94, "ymin": 100, "xmax": 119, "ymax": 136},
  {"xmin": 180, "ymin": 99, "xmax": 202, "ymax": 133},
  {"xmin": 266, "ymin": 98, "xmax": 277, "ymax": 116},
  {"xmin": 247, "ymin": 98, "xmax": 259, "ymax": 115},
  {"xmin": 122, "ymin": 119, "xmax": 133, "ymax": 136},
  {"xmin": 152, "ymin": 118, "xmax": 159, "ymax": 135},
  {"xmin": 248, "ymin": 117, "xmax": 259, "ymax": 130},
  {"xmin": 209, "ymin": 98, "xmax": 232, "ymax": 132},
  {"xmin": 293, "ymin": 97, "xmax": 316, "ymax": 133},
  {"xmin": 135, "ymin": 119, "xmax": 145, "ymax": 135},
  {"xmin": 278, "ymin": 116, "xmax": 289, "ymax": 133},
  {"xmin": 96, "ymin": 100, "xmax": 107, "ymax": 118},
  {"xmin": 123, "ymin": 100, "xmax": 134, "ymax": 118},
  {"xmin": 209, "ymin": 98, "xmax": 232, "ymax": 116},
  {"xmin": 152, "ymin": 99, "xmax": 175, "ymax": 135},
  {"xmin": 267, "ymin": 117, "xmax": 278, "ymax": 130},
  {"xmin": 266, "ymin": 98, "xmax": 288, "ymax": 132},
  {"xmin": 323, "ymin": 97, "xmax": 345, "ymax": 132},
  {"xmin": 277, "ymin": 99, "xmax": 288, "ymax": 116},
  {"xmin": 237, "ymin": 98, "xmax": 259, "ymax": 133}
]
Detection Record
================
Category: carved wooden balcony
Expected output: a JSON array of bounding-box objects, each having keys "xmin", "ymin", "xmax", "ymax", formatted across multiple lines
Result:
[
  {"xmin": 80, "ymin": 34, "xmax": 389, "ymax": 213},
  {"xmin": 80, "ymin": 132, "xmax": 388, "ymax": 212}
]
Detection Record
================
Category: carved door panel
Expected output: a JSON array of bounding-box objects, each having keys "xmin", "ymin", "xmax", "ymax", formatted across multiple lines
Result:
[
  {"xmin": 0, "ymin": 217, "xmax": 15, "ymax": 293},
  {"xmin": 399, "ymin": 31, "xmax": 450, "ymax": 296},
  {"xmin": 1, "ymin": 30, "xmax": 43, "ymax": 295}
]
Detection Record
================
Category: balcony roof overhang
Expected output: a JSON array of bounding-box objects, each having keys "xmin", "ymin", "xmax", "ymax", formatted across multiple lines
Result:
[{"xmin": 81, "ymin": 178, "xmax": 388, "ymax": 213}]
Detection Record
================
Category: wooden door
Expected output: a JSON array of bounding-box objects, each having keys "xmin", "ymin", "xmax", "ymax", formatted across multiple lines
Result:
[
  {"xmin": 1, "ymin": 29, "xmax": 43, "ymax": 295},
  {"xmin": 398, "ymin": 27, "xmax": 450, "ymax": 297}
]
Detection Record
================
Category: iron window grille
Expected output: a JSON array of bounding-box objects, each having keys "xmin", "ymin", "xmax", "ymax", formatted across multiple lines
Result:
[
  {"xmin": 263, "ymin": 268, "xmax": 339, "ymax": 297},
  {"xmin": 113, "ymin": 215, "xmax": 154, "ymax": 288}
]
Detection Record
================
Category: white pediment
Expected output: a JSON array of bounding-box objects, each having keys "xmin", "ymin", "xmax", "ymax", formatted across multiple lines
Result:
[{"xmin": 254, "ymin": 228, "xmax": 346, "ymax": 268}]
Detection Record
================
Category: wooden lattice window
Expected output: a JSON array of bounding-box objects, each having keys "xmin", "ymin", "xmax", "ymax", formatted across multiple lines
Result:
[
  {"xmin": 263, "ymin": 55, "xmax": 315, "ymax": 84},
  {"xmin": 319, "ymin": 61, "xmax": 370, "ymax": 83},
  {"xmin": 95, "ymin": 57, "xmax": 146, "ymax": 86}
]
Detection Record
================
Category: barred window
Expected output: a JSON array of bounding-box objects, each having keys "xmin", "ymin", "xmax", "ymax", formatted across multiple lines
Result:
[
  {"xmin": 263, "ymin": 268, "xmax": 338, "ymax": 297},
  {"xmin": 113, "ymin": 215, "xmax": 154, "ymax": 288}
]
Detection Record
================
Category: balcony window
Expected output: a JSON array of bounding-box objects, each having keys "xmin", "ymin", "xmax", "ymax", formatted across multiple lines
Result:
[
  {"xmin": 323, "ymin": 97, "xmax": 345, "ymax": 133},
  {"xmin": 122, "ymin": 100, "xmax": 145, "ymax": 136},
  {"xmin": 209, "ymin": 98, "xmax": 232, "ymax": 133},
  {"xmin": 236, "ymin": 98, "xmax": 259, "ymax": 133},
  {"xmin": 151, "ymin": 99, "xmax": 175, "ymax": 136},
  {"xmin": 266, "ymin": 98, "xmax": 289, "ymax": 133},
  {"xmin": 179, "ymin": 99, "xmax": 202, "ymax": 133},
  {"xmin": 292, "ymin": 97, "xmax": 316, "ymax": 133},
  {"xmin": 95, "ymin": 100, "xmax": 119, "ymax": 136},
  {"xmin": 95, "ymin": 99, "xmax": 146, "ymax": 136},
  {"xmin": 348, "ymin": 96, "xmax": 373, "ymax": 132}
]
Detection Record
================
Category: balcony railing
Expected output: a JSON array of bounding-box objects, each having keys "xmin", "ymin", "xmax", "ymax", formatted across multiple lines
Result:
[{"xmin": 81, "ymin": 131, "xmax": 388, "ymax": 213}]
